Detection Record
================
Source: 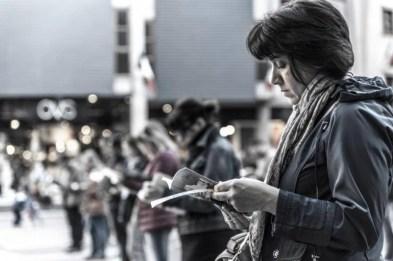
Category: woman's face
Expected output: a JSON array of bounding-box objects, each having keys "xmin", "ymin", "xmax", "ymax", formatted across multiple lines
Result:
[{"xmin": 270, "ymin": 56, "xmax": 313, "ymax": 105}]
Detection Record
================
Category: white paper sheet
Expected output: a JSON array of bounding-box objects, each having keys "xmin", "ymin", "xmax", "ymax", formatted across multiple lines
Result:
[{"xmin": 150, "ymin": 189, "xmax": 212, "ymax": 208}]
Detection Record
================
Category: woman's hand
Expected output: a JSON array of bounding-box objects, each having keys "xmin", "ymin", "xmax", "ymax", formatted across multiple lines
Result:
[
  {"xmin": 212, "ymin": 178, "xmax": 280, "ymax": 215},
  {"xmin": 137, "ymin": 181, "xmax": 165, "ymax": 203}
]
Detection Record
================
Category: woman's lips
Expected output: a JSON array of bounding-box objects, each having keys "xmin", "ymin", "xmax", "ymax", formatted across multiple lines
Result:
[{"xmin": 281, "ymin": 89, "xmax": 292, "ymax": 98}]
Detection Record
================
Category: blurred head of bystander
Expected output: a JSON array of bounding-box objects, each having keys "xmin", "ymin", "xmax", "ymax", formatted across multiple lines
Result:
[{"xmin": 166, "ymin": 98, "xmax": 219, "ymax": 148}]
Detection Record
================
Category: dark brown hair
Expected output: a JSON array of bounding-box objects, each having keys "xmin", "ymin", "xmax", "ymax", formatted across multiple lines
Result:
[{"xmin": 247, "ymin": 0, "xmax": 354, "ymax": 82}]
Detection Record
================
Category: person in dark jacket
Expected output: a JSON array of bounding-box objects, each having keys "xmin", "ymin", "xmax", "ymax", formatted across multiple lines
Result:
[
  {"xmin": 101, "ymin": 136, "xmax": 133, "ymax": 261},
  {"xmin": 58, "ymin": 158, "xmax": 85, "ymax": 253},
  {"xmin": 165, "ymin": 98, "xmax": 241, "ymax": 261},
  {"xmin": 212, "ymin": 1, "xmax": 393, "ymax": 260}
]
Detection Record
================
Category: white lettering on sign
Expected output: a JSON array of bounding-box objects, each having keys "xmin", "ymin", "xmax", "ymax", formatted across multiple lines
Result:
[{"xmin": 36, "ymin": 99, "xmax": 77, "ymax": 121}]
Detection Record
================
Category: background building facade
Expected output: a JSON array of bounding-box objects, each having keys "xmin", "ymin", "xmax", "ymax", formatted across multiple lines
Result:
[{"xmin": 1, "ymin": 0, "xmax": 393, "ymax": 194}]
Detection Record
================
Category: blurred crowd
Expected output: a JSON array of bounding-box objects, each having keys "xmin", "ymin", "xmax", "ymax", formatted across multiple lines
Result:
[
  {"xmin": 6, "ymin": 97, "xmax": 393, "ymax": 261},
  {"xmin": 4, "ymin": 97, "xmax": 281, "ymax": 261}
]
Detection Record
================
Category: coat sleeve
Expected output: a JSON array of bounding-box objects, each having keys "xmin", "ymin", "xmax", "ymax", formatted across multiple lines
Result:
[
  {"xmin": 204, "ymin": 141, "xmax": 240, "ymax": 182},
  {"xmin": 273, "ymin": 103, "xmax": 392, "ymax": 252}
]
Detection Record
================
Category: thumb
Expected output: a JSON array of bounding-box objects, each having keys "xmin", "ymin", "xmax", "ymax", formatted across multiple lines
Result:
[
  {"xmin": 214, "ymin": 180, "xmax": 234, "ymax": 192},
  {"xmin": 211, "ymin": 191, "xmax": 230, "ymax": 202}
]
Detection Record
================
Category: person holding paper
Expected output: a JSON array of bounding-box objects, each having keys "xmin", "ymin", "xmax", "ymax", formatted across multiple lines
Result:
[
  {"xmin": 137, "ymin": 121, "xmax": 181, "ymax": 261},
  {"xmin": 165, "ymin": 98, "xmax": 241, "ymax": 261},
  {"xmin": 212, "ymin": 1, "xmax": 393, "ymax": 260}
]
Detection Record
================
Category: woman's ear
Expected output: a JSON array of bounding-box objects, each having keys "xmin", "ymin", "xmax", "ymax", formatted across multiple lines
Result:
[{"xmin": 292, "ymin": 58, "xmax": 319, "ymax": 86}]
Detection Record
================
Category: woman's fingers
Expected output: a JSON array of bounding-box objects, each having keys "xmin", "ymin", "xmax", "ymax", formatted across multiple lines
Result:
[
  {"xmin": 211, "ymin": 191, "xmax": 230, "ymax": 202},
  {"xmin": 212, "ymin": 180, "xmax": 237, "ymax": 204},
  {"xmin": 214, "ymin": 180, "xmax": 234, "ymax": 192}
]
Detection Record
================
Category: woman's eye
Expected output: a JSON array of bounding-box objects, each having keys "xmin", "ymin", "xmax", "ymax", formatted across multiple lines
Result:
[{"xmin": 275, "ymin": 61, "xmax": 286, "ymax": 69}]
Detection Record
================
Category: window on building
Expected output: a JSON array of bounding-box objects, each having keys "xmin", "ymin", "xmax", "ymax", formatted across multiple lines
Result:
[
  {"xmin": 383, "ymin": 9, "xmax": 393, "ymax": 35},
  {"xmin": 386, "ymin": 75, "xmax": 393, "ymax": 86},
  {"xmin": 116, "ymin": 53, "xmax": 129, "ymax": 74},
  {"xmin": 115, "ymin": 9, "xmax": 130, "ymax": 74},
  {"xmin": 117, "ymin": 31, "xmax": 128, "ymax": 46},
  {"xmin": 145, "ymin": 20, "xmax": 155, "ymax": 72},
  {"xmin": 117, "ymin": 10, "xmax": 128, "ymax": 26}
]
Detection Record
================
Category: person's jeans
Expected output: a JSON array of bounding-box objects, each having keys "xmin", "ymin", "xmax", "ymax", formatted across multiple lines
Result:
[
  {"xmin": 144, "ymin": 227, "xmax": 172, "ymax": 261},
  {"xmin": 89, "ymin": 215, "xmax": 110, "ymax": 257},
  {"xmin": 109, "ymin": 195, "xmax": 136, "ymax": 261},
  {"xmin": 13, "ymin": 201, "xmax": 25, "ymax": 226}
]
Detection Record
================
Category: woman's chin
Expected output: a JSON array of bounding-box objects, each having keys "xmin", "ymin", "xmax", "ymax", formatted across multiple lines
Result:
[{"xmin": 283, "ymin": 94, "xmax": 299, "ymax": 105}]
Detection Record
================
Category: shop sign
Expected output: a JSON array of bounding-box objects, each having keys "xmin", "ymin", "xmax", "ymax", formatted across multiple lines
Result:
[{"xmin": 36, "ymin": 99, "xmax": 77, "ymax": 121}]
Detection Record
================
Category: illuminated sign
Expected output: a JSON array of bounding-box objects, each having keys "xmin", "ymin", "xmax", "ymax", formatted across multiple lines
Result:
[{"xmin": 36, "ymin": 99, "xmax": 77, "ymax": 121}]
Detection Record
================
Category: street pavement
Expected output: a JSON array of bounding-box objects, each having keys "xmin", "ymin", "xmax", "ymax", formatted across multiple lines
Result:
[{"xmin": 0, "ymin": 208, "xmax": 121, "ymax": 261}]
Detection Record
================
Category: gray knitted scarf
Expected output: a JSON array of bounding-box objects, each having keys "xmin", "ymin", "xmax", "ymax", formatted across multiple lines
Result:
[{"xmin": 249, "ymin": 74, "xmax": 338, "ymax": 261}]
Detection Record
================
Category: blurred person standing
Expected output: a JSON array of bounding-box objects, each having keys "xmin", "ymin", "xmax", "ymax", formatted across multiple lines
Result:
[
  {"xmin": 81, "ymin": 148, "xmax": 119, "ymax": 260},
  {"xmin": 26, "ymin": 160, "xmax": 50, "ymax": 225},
  {"xmin": 164, "ymin": 98, "xmax": 241, "ymax": 261},
  {"xmin": 54, "ymin": 157, "xmax": 85, "ymax": 252},
  {"xmin": 97, "ymin": 135, "xmax": 132, "ymax": 261},
  {"xmin": 136, "ymin": 121, "xmax": 181, "ymax": 261},
  {"xmin": 84, "ymin": 180, "xmax": 110, "ymax": 260},
  {"xmin": 10, "ymin": 157, "xmax": 30, "ymax": 227},
  {"xmin": 124, "ymin": 137, "xmax": 151, "ymax": 261}
]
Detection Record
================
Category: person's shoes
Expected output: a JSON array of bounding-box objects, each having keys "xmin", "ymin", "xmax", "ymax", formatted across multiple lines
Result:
[
  {"xmin": 85, "ymin": 254, "xmax": 105, "ymax": 260},
  {"xmin": 65, "ymin": 245, "xmax": 82, "ymax": 253},
  {"xmin": 121, "ymin": 255, "xmax": 130, "ymax": 261},
  {"xmin": 95, "ymin": 253, "xmax": 106, "ymax": 259}
]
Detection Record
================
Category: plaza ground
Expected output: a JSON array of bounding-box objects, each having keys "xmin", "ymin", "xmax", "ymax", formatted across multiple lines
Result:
[{"xmin": 0, "ymin": 209, "xmax": 120, "ymax": 261}]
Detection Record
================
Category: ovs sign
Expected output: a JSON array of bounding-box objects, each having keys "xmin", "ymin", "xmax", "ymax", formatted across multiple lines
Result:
[{"xmin": 36, "ymin": 99, "xmax": 77, "ymax": 121}]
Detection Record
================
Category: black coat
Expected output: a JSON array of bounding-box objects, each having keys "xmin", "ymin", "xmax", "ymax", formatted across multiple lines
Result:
[{"xmin": 261, "ymin": 77, "xmax": 393, "ymax": 261}]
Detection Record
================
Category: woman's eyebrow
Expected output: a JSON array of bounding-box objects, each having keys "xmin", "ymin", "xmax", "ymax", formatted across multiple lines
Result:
[
  {"xmin": 270, "ymin": 56, "xmax": 284, "ymax": 63},
  {"xmin": 269, "ymin": 53, "xmax": 281, "ymax": 59},
  {"xmin": 272, "ymin": 58, "xmax": 284, "ymax": 64}
]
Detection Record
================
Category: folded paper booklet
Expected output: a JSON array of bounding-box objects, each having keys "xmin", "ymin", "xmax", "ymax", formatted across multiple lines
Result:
[{"xmin": 150, "ymin": 167, "xmax": 217, "ymax": 208}]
